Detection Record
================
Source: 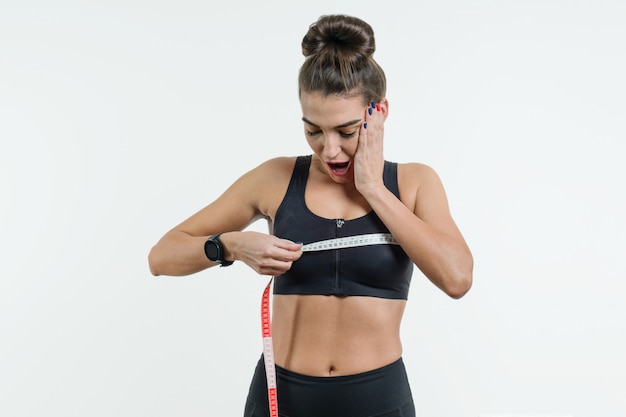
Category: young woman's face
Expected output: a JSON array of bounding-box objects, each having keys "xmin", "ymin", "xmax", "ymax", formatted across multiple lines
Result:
[{"xmin": 300, "ymin": 91, "xmax": 366, "ymax": 183}]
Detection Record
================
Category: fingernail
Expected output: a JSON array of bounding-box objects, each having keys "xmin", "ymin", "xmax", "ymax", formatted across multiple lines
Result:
[
  {"xmin": 371, "ymin": 101, "xmax": 376, "ymax": 109},
  {"xmin": 295, "ymin": 241, "xmax": 303, "ymax": 245},
  {"xmin": 376, "ymin": 103, "xmax": 381, "ymax": 111},
  {"xmin": 363, "ymin": 122, "xmax": 368, "ymax": 129},
  {"xmin": 368, "ymin": 107, "xmax": 372, "ymax": 115}
]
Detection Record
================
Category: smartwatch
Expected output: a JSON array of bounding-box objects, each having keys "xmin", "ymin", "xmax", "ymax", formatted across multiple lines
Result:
[{"xmin": 204, "ymin": 234, "xmax": 233, "ymax": 267}]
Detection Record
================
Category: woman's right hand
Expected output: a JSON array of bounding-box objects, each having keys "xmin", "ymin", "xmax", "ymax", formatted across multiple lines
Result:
[{"xmin": 221, "ymin": 231, "xmax": 303, "ymax": 276}]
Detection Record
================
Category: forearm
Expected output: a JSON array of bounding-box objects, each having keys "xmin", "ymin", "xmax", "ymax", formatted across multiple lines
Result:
[
  {"xmin": 148, "ymin": 230, "xmax": 216, "ymax": 276},
  {"xmin": 362, "ymin": 185, "xmax": 473, "ymax": 298}
]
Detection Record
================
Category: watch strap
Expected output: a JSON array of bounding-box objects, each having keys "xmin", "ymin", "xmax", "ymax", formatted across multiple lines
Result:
[{"xmin": 205, "ymin": 233, "xmax": 234, "ymax": 267}]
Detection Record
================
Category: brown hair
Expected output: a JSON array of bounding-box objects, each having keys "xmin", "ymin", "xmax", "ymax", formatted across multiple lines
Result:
[{"xmin": 299, "ymin": 15, "xmax": 386, "ymax": 104}]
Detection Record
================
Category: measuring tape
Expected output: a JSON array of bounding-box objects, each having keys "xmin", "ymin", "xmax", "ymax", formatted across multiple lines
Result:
[
  {"xmin": 261, "ymin": 280, "xmax": 278, "ymax": 417},
  {"xmin": 260, "ymin": 232, "xmax": 398, "ymax": 417},
  {"xmin": 301, "ymin": 232, "xmax": 399, "ymax": 252}
]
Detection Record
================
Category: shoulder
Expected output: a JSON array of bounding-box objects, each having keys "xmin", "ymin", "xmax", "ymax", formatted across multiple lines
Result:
[
  {"xmin": 254, "ymin": 156, "xmax": 298, "ymax": 175},
  {"xmin": 396, "ymin": 161, "xmax": 442, "ymax": 190},
  {"xmin": 240, "ymin": 156, "xmax": 298, "ymax": 189},
  {"xmin": 219, "ymin": 156, "xmax": 297, "ymax": 198},
  {"xmin": 397, "ymin": 161, "xmax": 438, "ymax": 177},
  {"xmin": 396, "ymin": 162, "xmax": 445, "ymax": 208},
  {"xmin": 239, "ymin": 156, "xmax": 299, "ymax": 217}
]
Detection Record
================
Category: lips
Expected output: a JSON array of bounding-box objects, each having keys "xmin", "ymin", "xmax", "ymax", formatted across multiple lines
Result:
[{"xmin": 327, "ymin": 161, "xmax": 351, "ymax": 176}]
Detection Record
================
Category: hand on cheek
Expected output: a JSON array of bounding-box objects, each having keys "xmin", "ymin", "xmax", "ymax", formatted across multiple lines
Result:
[{"xmin": 354, "ymin": 101, "xmax": 385, "ymax": 194}]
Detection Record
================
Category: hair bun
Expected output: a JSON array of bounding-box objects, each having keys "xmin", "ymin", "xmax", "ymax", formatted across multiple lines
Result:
[{"xmin": 301, "ymin": 15, "xmax": 376, "ymax": 61}]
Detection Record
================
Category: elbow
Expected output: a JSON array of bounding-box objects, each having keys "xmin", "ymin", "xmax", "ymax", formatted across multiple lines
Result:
[
  {"xmin": 148, "ymin": 247, "xmax": 162, "ymax": 276},
  {"xmin": 149, "ymin": 264, "xmax": 161, "ymax": 277},
  {"xmin": 444, "ymin": 273, "xmax": 472, "ymax": 299},
  {"xmin": 442, "ymin": 258, "xmax": 473, "ymax": 299}
]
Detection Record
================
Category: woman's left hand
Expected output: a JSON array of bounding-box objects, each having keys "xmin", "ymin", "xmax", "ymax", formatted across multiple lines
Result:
[{"xmin": 354, "ymin": 100, "xmax": 386, "ymax": 195}]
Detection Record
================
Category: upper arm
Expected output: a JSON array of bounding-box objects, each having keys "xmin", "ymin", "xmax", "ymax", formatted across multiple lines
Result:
[{"xmin": 401, "ymin": 163, "xmax": 467, "ymax": 244}]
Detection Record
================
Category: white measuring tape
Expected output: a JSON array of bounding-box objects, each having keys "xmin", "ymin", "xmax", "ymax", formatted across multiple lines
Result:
[
  {"xmin": 301, "ymin": 232, "xmax": 399, "ymax": 252},
  {"xmin": 260, "ymin": 232, "xmax": 399, "ymax": 417}
]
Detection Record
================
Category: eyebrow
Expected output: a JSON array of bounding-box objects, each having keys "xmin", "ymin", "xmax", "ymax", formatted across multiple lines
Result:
[{"xmin": 301, "ymin": 117, "xmax": 362, "ymax": 129}]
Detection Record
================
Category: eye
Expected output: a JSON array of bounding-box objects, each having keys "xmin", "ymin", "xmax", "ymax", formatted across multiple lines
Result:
[
  {"xmin": 306, "ymin": 130, "xmax": 322, "ymax": 137},
  {"xmin": 339, "ymin": 130, "xmax": 358, "ymax": 139}
]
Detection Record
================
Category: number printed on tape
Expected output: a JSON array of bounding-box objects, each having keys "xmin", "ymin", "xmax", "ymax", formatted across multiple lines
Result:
[{"xmin": 301, "ymin": 233, "xmax": 399, "ymax": 252}]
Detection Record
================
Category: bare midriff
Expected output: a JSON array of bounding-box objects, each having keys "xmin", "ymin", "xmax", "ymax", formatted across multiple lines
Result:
[{"xmin": 271, "ymin": 294, "xmax": 406, "ymax": 377}]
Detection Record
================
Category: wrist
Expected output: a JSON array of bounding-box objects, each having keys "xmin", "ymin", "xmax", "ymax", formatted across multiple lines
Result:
[
  {"xmin": 357, "ymin": 180, "xmax": 386, "ymax": 200},
  {"xmin": 204, "ymin": 233, "xmax": 235, "ymax": 266},
  {"xmin": 219, "ymin": 231, "xmax": 237, "ymax": 262}
]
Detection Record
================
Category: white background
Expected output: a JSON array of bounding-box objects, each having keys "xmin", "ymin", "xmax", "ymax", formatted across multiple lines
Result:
[{"xmin": 1, "ymin": 0, "xmax": 625, "ymax": 416}]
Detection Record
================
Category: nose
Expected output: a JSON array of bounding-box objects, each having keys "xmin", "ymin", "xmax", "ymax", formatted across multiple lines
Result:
[{"xmin": 321, "ymin": 133, "xmax": 341, "ymax": 160}]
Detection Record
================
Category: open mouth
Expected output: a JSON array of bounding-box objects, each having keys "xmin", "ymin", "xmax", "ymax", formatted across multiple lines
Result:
[{"xmin": 327, "ymin": 161, "xmax": 351, "ymax": 175}]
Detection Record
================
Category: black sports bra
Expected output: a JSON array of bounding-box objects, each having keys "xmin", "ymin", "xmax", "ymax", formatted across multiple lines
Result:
[{"xmin": 272, "ymin": 155, "xmax": 413, "ymax": 300}]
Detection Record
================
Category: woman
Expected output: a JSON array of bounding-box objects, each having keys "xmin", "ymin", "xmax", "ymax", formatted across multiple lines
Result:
[{"xmin": 149, "ymin": 14, "xmax": 473, "ymax": 417}]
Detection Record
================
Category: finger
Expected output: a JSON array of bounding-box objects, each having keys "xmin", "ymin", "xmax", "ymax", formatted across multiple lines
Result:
[
  {"xmin": 262, "ymin": 240, "xmax": 302, "ymax": 261},
  {"xmin": 259, "ymin": 260, "xmax": 294, "ymax": 276},
  {"xmin": 273, "ymin": 246, "xmax": 303, "ymax": 262},
  {"xmin": 363, "ymin": 102, "xmax": 384, "ymax": 146},
  {"xmin": 363, "ymin": 100, "xmax": 381, "ymax": 133},
  {"xmin": 359, "ymin": 105, "xmax": 371, "ymax": 144},
  {"xmin": 273, "ymin": 238, "xmax": 304, "ymax": 252},
  {"xmin": 364, "ymin": 101, "xmax": 375, "ymax": 130}
]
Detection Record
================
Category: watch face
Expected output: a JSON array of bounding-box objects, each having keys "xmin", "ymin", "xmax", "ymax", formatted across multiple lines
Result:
[{"xmin": 205, "ymin": 240, "xmax": 220, "ymax": 261}]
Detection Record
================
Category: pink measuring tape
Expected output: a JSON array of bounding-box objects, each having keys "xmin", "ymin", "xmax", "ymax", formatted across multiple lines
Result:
[
  {"xmin": 259, "ymin": 233, "xmax": 399, "ymax": 416},
  {"xmin": 261, "ymin": 278, "xmax": 278, "ymax": 417}
]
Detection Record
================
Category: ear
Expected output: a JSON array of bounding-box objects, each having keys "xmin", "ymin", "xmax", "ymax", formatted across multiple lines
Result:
[{"xmin": 379, "ymin": 97, "xmax": 390, "ymax": 121}]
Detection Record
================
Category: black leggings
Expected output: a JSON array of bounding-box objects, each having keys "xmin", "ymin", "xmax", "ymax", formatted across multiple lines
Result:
[{"xmin": 244, "ymin": 356, "xmax": 415, "ymax": 417}]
